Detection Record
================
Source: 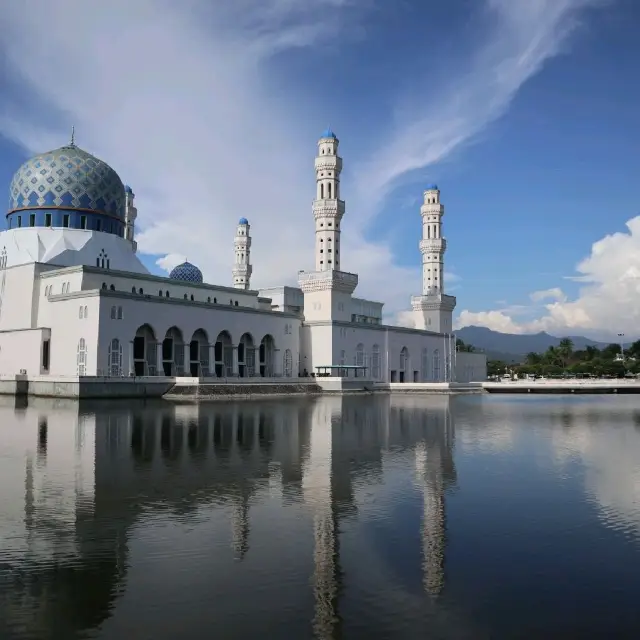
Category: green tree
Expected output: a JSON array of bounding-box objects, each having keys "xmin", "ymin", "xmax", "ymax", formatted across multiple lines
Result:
[
  {"xmin": 525, "ymin": 351, "xmax": 542, "ymax": 365},
  {"xmin": 456, "ymin": 338, "xmax": 475, "ymax": 353},
  {"xmin": 557, "ymin": 338, "xmax": 574, "ymax": 368}
]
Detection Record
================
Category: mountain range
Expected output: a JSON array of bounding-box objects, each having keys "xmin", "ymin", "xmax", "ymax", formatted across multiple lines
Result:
[{"xmin": 455, "ymin": 326, "xmax": 628, "ymax": 363}]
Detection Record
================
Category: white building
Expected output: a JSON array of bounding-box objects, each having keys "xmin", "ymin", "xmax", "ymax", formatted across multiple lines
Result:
[{"xmin": 0, "ymin": 128, "xmax": 485, "ymax": 385}]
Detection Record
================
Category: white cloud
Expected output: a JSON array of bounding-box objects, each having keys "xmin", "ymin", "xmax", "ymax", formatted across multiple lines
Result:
[
  {"xmin": 457, "ymin": 216, "xmax": 640, "ymax": 339},
  {"xmin": 530, "ymin": 287, "xmax": 567, "ymax": 303},
  {"xmin": 0, "ymin": 0, "xmax": 604, "ymax": 320}
]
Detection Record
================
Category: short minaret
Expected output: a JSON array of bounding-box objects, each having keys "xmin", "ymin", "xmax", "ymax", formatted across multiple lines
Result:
[
  {"xmin": 232, "ymin": 217, "xmax": 252, "ymax": 289},
  {"xmin": 299, "ymin": 129, "xmax": 358, "ymax": 328},
  {"xmin": 124, "ymin": 185, "xmax": 138, "ymax": 253},
  {"xmin": 313, "ymin": 128, "xmax": 344, "ymax": 272},
  {"xmin": 411, "ymin": 185, "xmax": 456, "ymax": 334}
]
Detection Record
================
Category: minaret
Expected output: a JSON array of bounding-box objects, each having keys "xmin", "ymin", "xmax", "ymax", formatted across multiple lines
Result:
[
  {"xmin": 411, "ymin": 185, "xmax": 456, "ymax": 333},
  {"xmin": 298, "ymin": 129, "xmax": 358, "ymax": 327},
  {"xmin": 232, "ymin": 217, "xmax": 252, "ymax": 289},
  {"xmin": 124, "ymin": 185, "xmax": 137, "ymax": 253},
  {"xmin": 313, "ymin": 128, "xmax": 343, "ymax": 272}
]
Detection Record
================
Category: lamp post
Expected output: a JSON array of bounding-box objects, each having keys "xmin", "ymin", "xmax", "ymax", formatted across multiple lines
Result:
[{"xmin": 618, "ymin": 333, "xmax": 625, "ymax": 362}]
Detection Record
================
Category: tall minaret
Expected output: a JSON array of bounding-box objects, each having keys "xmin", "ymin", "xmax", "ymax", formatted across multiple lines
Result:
[
  {"xmin": 313, "ymin": 128, "xmax": 344, "ymax": 272},
  {"xmin": 411, "ymin": 185, "xmax": 456, "ymax": 333},
  {"xmin": 298, "ymin": 129, "xmax": 358, "ymax": 328},
  {"xmin": 232, "ymin": 217, "xmax": 252, "ymax": 289},
  {"xmin": 124, "ymin": 185, "xmax": 137, "ymax": 253}
]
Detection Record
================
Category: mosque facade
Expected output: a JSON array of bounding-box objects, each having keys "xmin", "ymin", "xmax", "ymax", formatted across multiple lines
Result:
[{"xmin": 0, "ymin": 129, "xmax": 486, "ymax": 384}]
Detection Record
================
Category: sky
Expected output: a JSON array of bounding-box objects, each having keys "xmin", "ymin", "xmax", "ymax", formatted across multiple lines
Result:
[{"xmin": 0, "ymin": 0, "xmax": 639, "ymax": 341}]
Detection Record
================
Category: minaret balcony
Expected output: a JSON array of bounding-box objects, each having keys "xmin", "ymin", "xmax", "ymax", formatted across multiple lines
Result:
[
  {"xmin": 420, "ymin": 203, "xmax": 443, "ymax": 216},
  {"xmin": 420, "ymin": 238, "xmax": 446, "ymax": 253},
  {"xmin": 313, "ymin": 199, "xmax": 345, "ymax": 217},
  {"xmin": 315, "ymin": 156, "xmax": 342, "ymax": 172}
]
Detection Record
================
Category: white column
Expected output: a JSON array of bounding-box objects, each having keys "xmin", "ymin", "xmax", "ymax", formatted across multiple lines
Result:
[
  {"xmin": 420, "ymin": 186, "xmax": 446, "ymax": 295},
  {"xmin": 232, "ymin": 346, "xmax": 239, "ymax": 376},
  {"xmin": 209, "ymin": 343, "xmax": 216, "ymax": 377},
  {"xmin": 156, "ymin": 342, "xmax": 163, "ymax": 376}
]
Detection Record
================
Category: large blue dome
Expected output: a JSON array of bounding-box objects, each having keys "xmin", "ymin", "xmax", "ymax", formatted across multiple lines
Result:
[
  {"xmin": 8, "ymin": 143, "xmax": 126, "ymax": 220},
  {"xmin": 169, "ymin": 261, "xmax": 203, "ymax": 283}
]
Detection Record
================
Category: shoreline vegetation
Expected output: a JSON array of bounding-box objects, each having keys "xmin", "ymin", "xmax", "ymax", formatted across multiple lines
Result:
[{"xmin": 480, "ymin": 337, "xmax": 639, "ymax": 379}]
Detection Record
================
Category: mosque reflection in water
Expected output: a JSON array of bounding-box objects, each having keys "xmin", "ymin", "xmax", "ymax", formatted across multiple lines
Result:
[{"xmin": 0, "ymin": 394, "xmax": 456, "ymax": 639}]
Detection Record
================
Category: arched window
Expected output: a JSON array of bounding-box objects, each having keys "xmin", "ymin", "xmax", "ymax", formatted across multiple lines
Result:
[
  {"xmin": 422, "ymin": 347, "xmax": 429, "ymax": 382},
  {"xmin": 117, "ymin": 306, "xmax": 123, "ymax": 320},
  {"xmin": 84, "ymin": 305, "xmax": 88, "ymax": 318},
  {"xmin": 184, "ymin": 294, "xmax": 188, "ymax": 300},
  {"xmin": 159, "ymin": 290, "xmax": 163, "ymax": 296},
  {"xmin": 433, "ymin": 349, "xmax": 440, "ymax": 382},
  {"xmin": 190, "ymin": 294, "xmax": 194, "ymax": 301},
  {"xmin": 234, "ymin": 301, "xmax": 238, "ymax": 307},
  {"xmin": 355, "ymin": 343, "xmax": 365, "ymax": 367},
  {"xmin": 284, "ymin": 349, "xmax": 293, "ymax": 377},
  {"xmin": 214, "ymin": 297, "xmax": 217, "ymax": 304},
  {"xmin": 165, "ymin": 291, "xmax": 169, "ymax": 297},
  {"xmin": 109, "ymin": 284, "xmax": 115, "ymax": 291},
  {"xmin": 102, "ymin": 283, "xmax": 107, "ymax": 290},
  {"xmin": 108, "ymin": 338, "xmax": 123, "ymax": 376},
  {"xmin": 131, "ymin": 286, "xmax": 136, "ymax": 293},
  {"xmin": 207, "ymin": 296, "xmax": 211, "ymax": 303},
  {"xmin": 110, "ymin": 305, "xmax": 117, "ymax": 319},
  {"xmin": 138, "ymin": 288, "xmax": 143, "ymax": 295},
  {"xmin": 372, "ymin": 344, "xmax": 380, "ymax": 379},
  {"xmin": 77, "ymin": 338, "xmax": 87, "ymax": 376}
]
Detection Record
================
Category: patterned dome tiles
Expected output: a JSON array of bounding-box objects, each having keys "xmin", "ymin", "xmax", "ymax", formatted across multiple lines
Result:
[
  {"xmin": 169, "ymin": 261, "xmax": 204, "ymax": 283},
  {"xmin": 8, "ymin": 144, "xmax": 126, "ymax": 220}
]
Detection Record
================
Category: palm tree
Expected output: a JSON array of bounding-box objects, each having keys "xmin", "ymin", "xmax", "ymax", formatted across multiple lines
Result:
[{"xmin": 557, "ymin": 338, "xmax": 574, "ymax": 368}]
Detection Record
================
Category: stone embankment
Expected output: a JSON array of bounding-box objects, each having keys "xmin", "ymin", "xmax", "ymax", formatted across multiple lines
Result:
[{"xmin": 164, "ymin": 382, "xmax": 324, "ymax": 401}]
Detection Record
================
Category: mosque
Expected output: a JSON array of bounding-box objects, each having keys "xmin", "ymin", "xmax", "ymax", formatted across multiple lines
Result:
[{"xmin": 0, "ymin": 128, "xmax": 486, "ymax": 385}]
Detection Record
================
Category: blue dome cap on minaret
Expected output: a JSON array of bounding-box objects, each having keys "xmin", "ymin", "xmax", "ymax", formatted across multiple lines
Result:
[
  {"xmin": 320, "ymin": 127, "xmax": 337, "ymax": 139},
  {"xmin": 238, "ymin": 217, "xmax": 248, "ymax": 225},
  {"xmin": 425, "ymin": 184, "xmax": 438, "ymax": 191},
  {"xmin": 169, "ymin": 261, "xmax": 203, "ymax": 283}
]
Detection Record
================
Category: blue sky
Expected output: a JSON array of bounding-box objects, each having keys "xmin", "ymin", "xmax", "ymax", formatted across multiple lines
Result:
[{"xmin": 1, "ymin": 0, "xmax": 639, "ymax": 339}]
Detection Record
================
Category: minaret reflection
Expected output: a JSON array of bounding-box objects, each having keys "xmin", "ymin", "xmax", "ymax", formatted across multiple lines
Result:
[
  {"xmin": 391, "ymin": 395, "xmax": 456, "ymax": 597},
  {"xmin": 303, "ymin": 396, "xmax": 342, "ymax": 639},
  {"xmin": 303, "ymin": 396, "xmax": 385, "ymax": 639}
]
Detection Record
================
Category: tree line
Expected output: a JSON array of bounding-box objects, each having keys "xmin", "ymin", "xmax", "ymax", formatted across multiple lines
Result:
[{"xmin": 486, "ymin": 337, "xmax": 640, "ymax": 378}]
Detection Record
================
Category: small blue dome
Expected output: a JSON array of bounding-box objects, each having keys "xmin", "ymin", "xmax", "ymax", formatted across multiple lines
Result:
[
  {"xmin": 124, "ymin": 184, "xmax": 133, "ymax": 194},
  {"xmin": 425, "ymin": 184, "xmax": 438, "ymax": 191},
  {"xmin": 238, "ymin": 217, "xmax": 248, "ymax": 225},
  {"xmin": 169, "ymin": 261, "xmax": 203, "ymax": 283},
  {"xmin": 320, "ymin": 127, "xmax": 337, "ymax": 139}
]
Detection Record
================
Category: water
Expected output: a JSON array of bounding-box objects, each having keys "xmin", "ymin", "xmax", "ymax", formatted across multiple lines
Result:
[{"xmin": 1, "ymin": 394, "xmax": 640, "ymax": 639}]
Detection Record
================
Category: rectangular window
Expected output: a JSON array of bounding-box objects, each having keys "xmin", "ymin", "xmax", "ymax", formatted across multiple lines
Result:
[
  {"xmin": 29, "ymin": 214, "xmax": 35, "ymax": 227},
  {"xmin": 63, "ymin": 214, "xmax": 69, "ymax": 228},
  {"xmin": 45, "ymin": 213, "xmax": 52, "ymax": 227},
  {"xmin": 17, "ymin": 216, "xmax": 22, "ymax": 228},
  {"xmin": 80, "ymin": 215, "xmax": 87, "ymax": 229},
  {"xmin": 96, "ymin": 219, "xmax": 102, "ymax": 231},
  {"xmin": 42, "ymin": 340, "xmax": 50, "ymax": 371}
]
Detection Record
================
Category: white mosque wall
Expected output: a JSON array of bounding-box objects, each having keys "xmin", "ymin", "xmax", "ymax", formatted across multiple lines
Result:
[
  {"xmin": 0, "ymin": 328, "xmax": 50, "ymax": 376},
  {"xmin": 94, "ymin": 294, "xmax": 301, "ymax": 377},
  {"xmin": 455, "ymin": 352, "xmax": 487, "ymax": 382}
]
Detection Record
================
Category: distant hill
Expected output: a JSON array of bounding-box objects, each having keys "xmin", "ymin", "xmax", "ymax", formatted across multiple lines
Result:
[{"xmin": 455, "ymin": 326, "xmax": 616, "ymax": 362}]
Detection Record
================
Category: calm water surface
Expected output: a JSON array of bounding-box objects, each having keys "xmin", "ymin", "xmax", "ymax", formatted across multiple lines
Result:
[{"xmin": 2, "ymin": 394, "xmax": 640, "ymax": 639}]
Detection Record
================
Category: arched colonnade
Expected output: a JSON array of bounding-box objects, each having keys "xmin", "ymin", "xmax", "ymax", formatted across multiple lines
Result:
[{"xmin": 130, "ymin": 325, "xmax": 280, "ymax": 377}]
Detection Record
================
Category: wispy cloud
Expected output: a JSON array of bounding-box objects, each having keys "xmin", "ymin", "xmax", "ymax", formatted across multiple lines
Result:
[
  {"xmin": 351, "ymin": 0, "xmax": 606, "ymax": 218},
  {"xmin": 0, "ymin": 0, "xmax": 603, "ymax": 320}
]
